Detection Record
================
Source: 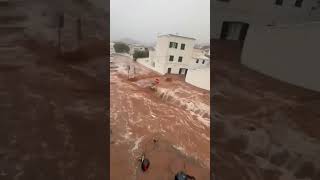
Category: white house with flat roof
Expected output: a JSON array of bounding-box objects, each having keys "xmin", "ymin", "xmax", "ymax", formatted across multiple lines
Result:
[
  {"xmin": 129, "ymin": 44, "xmax": 146, "ymax": 55},
  {"xmin": 136, "ymin": 34, "xmax": 210, "ymax": 90},
  {"xmin": 147, "ymin": 34, "xmax": 196, "ymax": 75}
]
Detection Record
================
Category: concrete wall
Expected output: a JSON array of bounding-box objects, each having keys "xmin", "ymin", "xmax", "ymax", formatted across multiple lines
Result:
[
  {"xmin": 213, "ymin": 0, "xmax": 318, "ymax": 39},
  {"xmin": 242, "ymin": 22, "xmax": 320, "ymax": 92},
  {"xmin": 129, "ymin": 45, "xmax": 145, "ymax": 55},
  {"xmin": 110, "ymin": 42, "xmax": 115, "ymax": 54},
  {"xmin": 186, "ymin": 67, "xmax": 210, "ymax": 91}
]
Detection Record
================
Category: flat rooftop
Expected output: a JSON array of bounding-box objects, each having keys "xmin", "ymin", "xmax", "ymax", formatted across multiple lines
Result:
[{"xmin": 158, "ymin": 34, "xmax": 196, "ymax": 40}]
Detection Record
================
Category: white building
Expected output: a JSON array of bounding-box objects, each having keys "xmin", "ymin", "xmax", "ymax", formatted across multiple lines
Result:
[
  {"xmin": 213, "ymin": 0, "xmax": 320, "ymax": 91},
  {"xmin": 191, "ymin": 49, "xmax": 210, "ymax": 69},
  {"xmin": 147, "ymin": 34, "xmax": 196, "ymax": 75},
  {"xmin": 129, "ymin": 44, "xmax": 146, "ymax": 55},
  {"xmin": 242, "ymin": 22, "xmax": 320, "ymax": 92},
  {"xmin": 136, "ymin": 34, "xmax": 210, "ymax": 91},
  {"xmin": 213, "ymin": 0, "xmax": 318, "ymax": 41}
]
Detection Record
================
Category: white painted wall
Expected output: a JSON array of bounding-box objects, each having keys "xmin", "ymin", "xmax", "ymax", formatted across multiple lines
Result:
[
  {"xmin": 151, "ymin": 35, "xmax": 196, "ymax": 74},
  {"xmin": 242, "ymin": 22, "xmax": 320, "ymax": 92},
  {"xmin": 213, "ymin": 0, "xmax": 318, "ymax": 39},
  {"xmin": 110, "ymin": 42, "xmax": 115, "ymax": 54},
  {"xmin": 186, "ymin": 67, "xmax": 210, "ymax": 91},
  {"xmin": 190, "ymin": 57, "xmax": 210, "ymax": 69}
]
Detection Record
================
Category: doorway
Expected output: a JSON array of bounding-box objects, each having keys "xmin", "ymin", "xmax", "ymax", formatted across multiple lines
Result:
[
  {"xmin": 179, "ymin": 68, "xmax": 188, "ymax": 76},
  {"xmin": 167, "ymin": 68, "xmax": 171, "ymax": 74},
  {"xmin": 220, "ymin": 21, "xmax": 249, "ymax": 41}
]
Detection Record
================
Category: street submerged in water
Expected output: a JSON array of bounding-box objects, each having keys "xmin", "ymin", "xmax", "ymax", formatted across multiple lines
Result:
[{"xmin": 110, "ymin": 54, "xmax": 210, "ymax": 180}]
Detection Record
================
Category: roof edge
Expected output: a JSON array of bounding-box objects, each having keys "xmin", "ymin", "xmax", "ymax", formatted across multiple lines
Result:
[{"xmin": 158, "ymin": 34, "xmax": 196, "ymax": 40}]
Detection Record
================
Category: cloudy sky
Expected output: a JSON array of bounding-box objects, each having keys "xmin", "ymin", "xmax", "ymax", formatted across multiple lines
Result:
[{"xmin": 110, "ymin": 0, "xmax": 210, "ymax": 44}]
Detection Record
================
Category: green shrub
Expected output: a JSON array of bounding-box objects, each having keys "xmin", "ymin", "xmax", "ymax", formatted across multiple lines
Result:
[
  {"xmin": 114, "ymin": 43, "xmax": 130, "ymax": 53},
  {"xmin": 133, "ymin": 48, "xmax": 149, "ymax": 61}
]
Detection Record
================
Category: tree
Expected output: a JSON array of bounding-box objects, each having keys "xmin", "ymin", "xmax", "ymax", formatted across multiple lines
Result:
[
  {"xmin": 114, "ymin": 43, "xmax": 130, "ymax": 53},
  {"xmin": 133, "ymin": 48, "xmax": 149, "ymax": 61}
]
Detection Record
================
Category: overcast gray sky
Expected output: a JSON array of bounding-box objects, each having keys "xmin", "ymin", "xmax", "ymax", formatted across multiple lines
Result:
[{"xmin": 110, "ymin": 0, "xmax": 210, "ymax": 45}]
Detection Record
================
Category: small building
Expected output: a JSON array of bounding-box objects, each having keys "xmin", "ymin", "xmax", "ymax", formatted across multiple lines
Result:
[
  {"xmin": 213, "ymin": 0, "xmax": 318, "ymax": 42},
  {"xmin": 186, "ymin": 67, "xmax": 210, "ymax": 91},
  {"xmin": 191, "ymin": 54, "xmax": 210, "ymax": 69},
  {"xmin": 204, "ymin": 48, "xmax": 210, "ymax": 57},
  {"xmin": 129, "ymin": 44, "xmax": 146, "ymax": 55},
  {"xmin": 110, "ymin": 42, "xmax": 115, "ymax": 55}
]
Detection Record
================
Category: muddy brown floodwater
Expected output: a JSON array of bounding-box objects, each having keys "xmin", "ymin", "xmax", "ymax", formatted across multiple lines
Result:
[{"xmin": 110, "ymin": 54, "xmax": 210, "ymax": 180}]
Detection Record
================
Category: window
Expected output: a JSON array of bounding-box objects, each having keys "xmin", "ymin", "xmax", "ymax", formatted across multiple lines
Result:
[
  {"xmin": 169, "ymin": 42, "xmax": 178, "ymax": 49},
  {"xmin": 196, "ymin": 59, "xmax": 199, "ymax": 63},
  {"xmin": 295, "ymin": 0, "xmax": 303, "ymax": 7},
  {"xmin": 202, "ymin": 60, "xmax": 205, "ymax": 64},
  {"xmin": 275, "ymin": 0, "xmax": 283, "ymax": 5},
  {"xmin": 169, "ymin": 55, "xmax": 174, "ymax": 61},
  {"xmin": 178, "ymin": 56, "xmax": 183, "ymax": 62},
  {"xmin": 181, "ymin": 44, "xmax": 185, "ymax": 50}
]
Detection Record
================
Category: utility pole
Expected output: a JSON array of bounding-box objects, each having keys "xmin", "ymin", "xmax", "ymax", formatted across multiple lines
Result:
[
  {"xmin": 127, "ymin": 65, "xmax": 130, "ymax": 79},
  {"xmin": 133, "ymin": 66, "xmax": 136, "ymax": 79}
]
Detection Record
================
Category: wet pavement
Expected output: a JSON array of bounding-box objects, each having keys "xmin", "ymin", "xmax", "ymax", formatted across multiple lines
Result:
[
  {"xmin": 110, "ymin": 54, "xmax": 210, "ymax": 180},
  {"xmin": 213, "ymin": 59, "xmax": 320, "ymax": 180}
]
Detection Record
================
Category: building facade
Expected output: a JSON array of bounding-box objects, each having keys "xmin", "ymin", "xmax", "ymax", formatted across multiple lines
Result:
[
  {"xmin": 213, "ymin": 0, "xmax": 318, "ymax": 41},
  {"xmin": 242, "ymin": 22, "xmax": 320, "ymax": 92},
  {"xmin": 149, "ymin": 34, "xmax": 196, "ymax": 75},
  {"xmin": 220, "ymin": 0, "xmax": 320, "ymax": 91},
  {"xmin": 136, "ymin": 34, "xmax": 210, "ymax": 90}
]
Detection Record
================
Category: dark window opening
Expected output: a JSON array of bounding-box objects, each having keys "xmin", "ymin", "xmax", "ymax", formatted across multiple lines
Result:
[
  {"xmin": 275, "ymin": 0, "xmax": 283, "ymax": 5},
  {"xmin": 169, "ymin": 42, "xmax": 178, "ymax": 48},
  {"xmin": 181, "ymin": 44, "xmax": 185, "ymax": 50},
  {"xmin": 295, "ymin": 0, "xmax": 303, "ymax": 7},
  {"xmin": 179, "ymin": 68, "xmax": 188, "ymax": 76},
  {"xmin": 202, "ymin": 60, "xmax": 205, "ymax": 64},
  {"xmin": 167, "ymin": 68, "xmax": 171, "ymax": 74},
  {"xmin": 178, "ymin": 56, "xmax": 183, "ymax": 62},
  {"xmin": 169, "ymin": 55, "xmax": 174, "ymax": 61},
  {"xmin": 196, "ymin": 59, "xmax": 199, "ymax": 63},
  {"xmin": 220, "ymin": 21, "xmax": 249, "ymax": 42}
]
